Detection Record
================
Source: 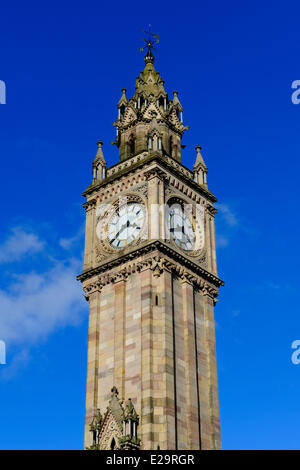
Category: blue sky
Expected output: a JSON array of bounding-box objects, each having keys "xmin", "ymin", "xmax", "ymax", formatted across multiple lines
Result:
[{"xmin": 0, "ymin": 0, "xmax": 300, "ymax": 450}]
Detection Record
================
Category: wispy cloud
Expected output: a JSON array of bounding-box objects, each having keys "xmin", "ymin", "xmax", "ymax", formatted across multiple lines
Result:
[
  {"xmin": 1, "ymin": 349, "xmax": 31, "ymax": 381},
  {"xmin": 215, "ymin": 202, "xmax": 239, "ymax": 249},
  {"xmin": 0, "ymin": 258, "xmax": 86, "ymax": 346},
  {"xmin": 59, "ymin": 224, "xmax": 85, "ymax": 250},
  {"xmin": 0, "ymin": 225, "xmax": 87, "ymax": 379},
  {"xmin": 216, "ymin": 234, "xmax": 229, "ymax": 248},
  {"xmin": 216, "ymin": 203, "xmax": 239, "ymax": 227},
  {"xmin": 0, "ymin": 227, "xmax": 44, "ymax": 263}
]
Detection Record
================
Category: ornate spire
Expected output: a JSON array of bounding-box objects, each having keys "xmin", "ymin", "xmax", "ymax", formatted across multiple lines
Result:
[
  {"xmin": 124, "ymin": 398, "xmax": 138, "ymax": 421},
  {"xmin": 194, "ymin": 145, "xmax": 206, "ymax": 169},
  {"xmin": 112, "ymin": 29, "xmax": 189, "ymax": 163},
  {"xmin": 172, "ymin": 91, "xmax": 183, "ymax": 112},
  {"xmin": 93, "ymin": 140, "xmax": 106, "ymax": 165},
  {"xmin": 92, "ymin": 140, "xmax": 106, "ymax": 182},
  {"xmin": 90, "ymin": 408, "xmax": 102, "ymax": 433},
  {"xmin": 118, "ymin": 88, "xmax": 128, "ymax": 108},
  {"xmin": 110, "ymin": 386, "xmax": 119, "ymax": 398},
  {"xmin": 193, "ymin": 145, "xmax": 208, "ymax": 187},
  {"xmin": 89, "ymin": 408, "xmax": 103, "ymax": 449}
]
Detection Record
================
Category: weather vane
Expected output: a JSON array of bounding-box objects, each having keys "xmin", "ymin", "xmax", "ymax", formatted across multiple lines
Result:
[{"xmin": 140, "ymin": 24, "xmax": 159, "ymax": 55}]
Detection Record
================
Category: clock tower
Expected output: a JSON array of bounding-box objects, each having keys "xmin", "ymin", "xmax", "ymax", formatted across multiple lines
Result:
[{"xmin": 78, "ymin": 32, "xmax": 223, "ymax": 450}]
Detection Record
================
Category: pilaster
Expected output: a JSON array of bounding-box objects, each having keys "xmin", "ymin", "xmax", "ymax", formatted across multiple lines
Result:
[
  {"xmin": 181, "ymin": 278, "xmax": 200, "ymax": 449},
  {"xmin": 83, "ymin": 202, "xmax": 96, "ymax": 271},
  {"xmin": 203, "ymin": 290, "xmax": 221, "ymax": 449},
  {"xmin": 140, "ymin": 267, "xmax": 153, "ymax": 449},
  {"xmin": 84, "ymin": 287, "xmax": 101, "ymax": 448},
  {"xmin": 113, "ymin": 279, "xmax": 126, "ymax": 399}
]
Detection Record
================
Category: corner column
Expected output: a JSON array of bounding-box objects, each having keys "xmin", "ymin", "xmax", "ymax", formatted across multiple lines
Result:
[
  {"xmin": 83, "ymin": 202, "xmax": 96, "ymax": 271},
  {"xmin": 114, "ymin": 279, "xmax": 126, "ymax": 400},
  {"xmin": 84, "ymin": 286, "xmax": 101, "ymax": 448},
  {"xmin": 181, "ymin": 278, "xmax": 200, "ymax": 449},
  {"xmin": 140, "ymin": 266, "xmax": 154, "ymax": 449},
  {"xmin": 203, "ymin": 290, "xmax": 221, "ymax": 449},
  {"xmin": 158, "ymin": 269, "xmax": 176, "ymax": 449}
]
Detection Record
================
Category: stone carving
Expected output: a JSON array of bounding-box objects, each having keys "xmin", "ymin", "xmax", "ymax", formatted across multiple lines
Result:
[
  {"xmin": 82, "ymin": 249, "xmax": 221, "ymax": 301},
  {"xmin": 86, "ymin": 387, "xmax": 140, "ymax": 451}
]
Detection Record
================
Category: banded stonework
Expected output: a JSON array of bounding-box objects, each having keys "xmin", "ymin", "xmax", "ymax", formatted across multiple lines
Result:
[{"xmin": 78, "ymin": 36, "xmax": 223, "ymax": 450}]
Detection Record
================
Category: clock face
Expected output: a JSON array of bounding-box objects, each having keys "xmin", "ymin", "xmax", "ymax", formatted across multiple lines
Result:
[
  {"xmin": 167, "ymin": 204, "xmax": 196, "ymax": 251},
  {"xmin": 107, "ymin": 202, "xmax": 145, "ymax": 249}
]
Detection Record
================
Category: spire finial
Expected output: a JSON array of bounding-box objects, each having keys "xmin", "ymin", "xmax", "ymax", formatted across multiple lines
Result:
[
  {"xmin": 93, "ymin": 139, "xmax": 106, "ymax": 166},
  {"xmin": 140, "ymin": 25, "xmax": 159, "ymax": 63},
  {"xmin": 111, "ymin": 386, "xmax": 119, "ymax": 397},
  {"xmin": 194, "ymin": 145, "xmax": 205, "ymax": 166}
]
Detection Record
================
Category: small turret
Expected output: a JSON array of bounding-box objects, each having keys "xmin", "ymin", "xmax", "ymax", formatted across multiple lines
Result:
[
  {"xmin": 122, "ymin": 398, "xmax": 139, "ymax": 443},
  {"xmin": 118, "ymin": 88, "xmax": 128, "ymax": 121},
  {"xmin": 172, "ymin": 90, "xmax": 183, "ymax": 122},
  {"xmin": 193, "ymin": 145, "xmax": 208, "ymax": 188},
  {"xmin": 89, "ymin": 408, "xmax": 102, "ymax": 448},
  {"xmin": 92, "ymin": 140, "xmax": 106, "ymax": 182}
]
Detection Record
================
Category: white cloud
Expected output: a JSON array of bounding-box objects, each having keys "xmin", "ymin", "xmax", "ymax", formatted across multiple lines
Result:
[
  {"xmin": 0, "ymin": 227, "xmax": 44, "ymax": 263},
  {"xmin": 0, "ymin": 257, "xmax": 86, "ymax": 346},
  {"xmin": 0, "ymin": 225, "xmax": 87, "ymax": 380},
  {"xmin": 216, "ymin": 234, "xmax": 229, "ymax": 248},
  {"xmin": 0, "ymin": 349, "xmax": 31, "ymax": 381},
  {"xmin": 216, "ymin": 203, "xmax": 239, "ymax": 227},
  {"xmin": 59, "ymin": 225, "xmax": 85, "ymax": 250},
  {"xmin": 215, "ymin": 202, "xmax": 240, "ymax": 249}
]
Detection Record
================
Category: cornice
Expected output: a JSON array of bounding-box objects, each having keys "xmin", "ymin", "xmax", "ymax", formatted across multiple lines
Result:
[
  {"xmin": 82, "ymin": 153, "xmax": 217, "ymax": 203},
  {"xmin": 77, "ymin": 239, "xmax": 224, "ymax": 289}
]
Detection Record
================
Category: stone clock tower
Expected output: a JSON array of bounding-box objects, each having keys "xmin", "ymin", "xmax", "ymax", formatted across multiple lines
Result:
[{"xmin": 78, "ymin": 32, "xmax": 223, "ymax": 451}]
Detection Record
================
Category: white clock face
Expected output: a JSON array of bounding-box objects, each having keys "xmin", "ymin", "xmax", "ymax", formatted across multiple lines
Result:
[
  {"xmin": 107, "ymin": 202, "xmax": 145, "ymax": 249},
  {"xmin": 168, "ymin": 204, "xmax": 196, "ymax": 251}
]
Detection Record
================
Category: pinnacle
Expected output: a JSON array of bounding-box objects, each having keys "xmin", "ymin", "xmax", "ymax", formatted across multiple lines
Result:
[{"xmin": 93, "ymin": 140, "xmax": 106, "ymax": 165}]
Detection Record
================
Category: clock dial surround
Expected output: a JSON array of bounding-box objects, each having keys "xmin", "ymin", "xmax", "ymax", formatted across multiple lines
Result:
[
  {"xmin": 107, "ymin": 202, "xmax": 145, "ymax": 249},
  {"xmin": 167, "ymin": 203, "xmax": 196, "ymax": 252}
]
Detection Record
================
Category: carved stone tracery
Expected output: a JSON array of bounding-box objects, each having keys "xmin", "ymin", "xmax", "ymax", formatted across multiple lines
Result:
[
  {"xmin": 83, "ymin": 250, "xmax": 220, "ymax": 301},
  {"xmin": 87, "ymin": 387, "xmax": 140, "ymax": 451}
]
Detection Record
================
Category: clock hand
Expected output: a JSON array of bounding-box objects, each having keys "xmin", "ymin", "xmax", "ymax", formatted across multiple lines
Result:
[
  {"xmin": 111, "ymin": 228, "xmax": 122, "ymax": 243},
  {"xmin": 111, "ymin": 221, "xmax": 128, "ymax": 243}
]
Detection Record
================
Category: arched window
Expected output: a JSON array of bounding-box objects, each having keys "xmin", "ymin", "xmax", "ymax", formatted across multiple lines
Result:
[
  {"xmin": 120, "ymin": 104, "xmax": 126, "ymax": 120},
  {"xmin": 148, "ymin": 136, "xmax": 153, "ymax": 150},
  {"xmin": 130, "ymin": 138, "xmax": 135, "ymax": 155},
  {"xmin": 138, "ymin": 96, "xmax": 145, "ymax": 109},
  {"xmin": 169, "ymin": 136, "xmax": 173, "ymax": 157},
  {"xmin": 110, "ymin": 438, "xmax": 116, "ymax": 450}
]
